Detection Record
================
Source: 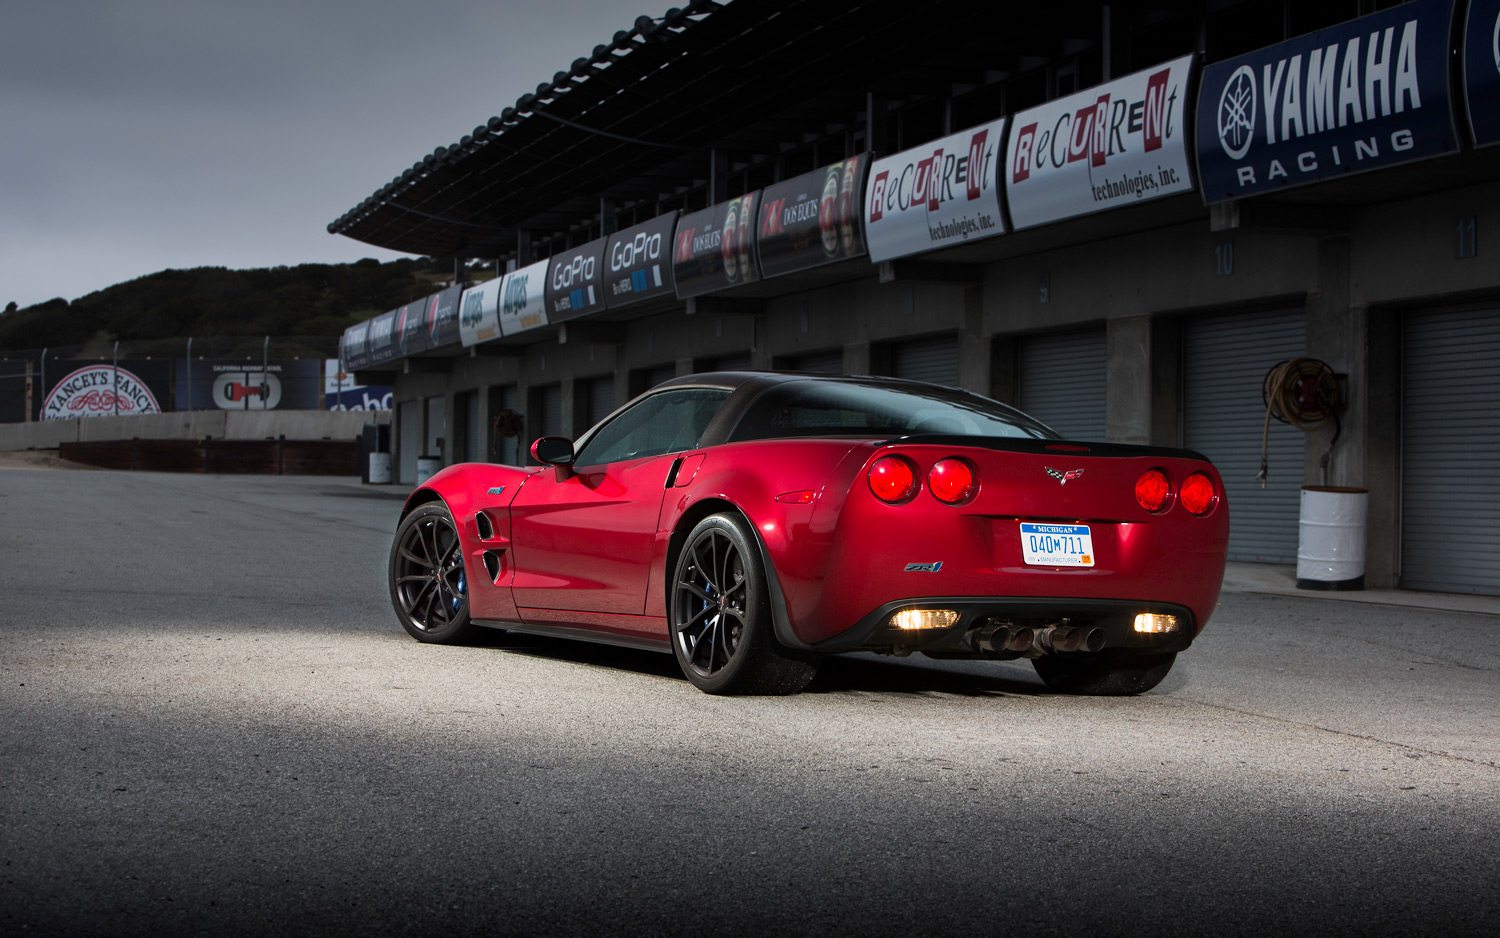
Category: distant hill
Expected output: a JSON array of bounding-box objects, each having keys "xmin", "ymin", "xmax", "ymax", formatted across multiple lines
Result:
[{"xmin": 0, "ymin": 258, "xmax": 474, "ymax": 356}]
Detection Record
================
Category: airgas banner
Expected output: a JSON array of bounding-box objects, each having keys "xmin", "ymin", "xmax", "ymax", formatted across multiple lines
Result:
[
  {"xmin": 756, "ymin": 155, "xmax": 868, "ymax": 278},
  {"xmin": 546, "ymin": 237, "xmax": 607, "ymax": 322},
  {"xmin": 864, "ymin": 118, "xmax": 1007, "ymax": 262},
  {"xmin": 498, "ymin": 259, "xmax": 550, "ymax": 336},
  {"xmin": 604, "ymin": 212, "xmax": 677, "ymax": 309},
  {"xmin": 458, "ymin": 278, "xmax": 502, "ymax": 347},
  {"xmin": 1007, "ymin": 56, "xmax": 1195, "ymax": 229},
  {"xmin": 1465, "ymin": 0, "xmax": 1500, "ymax": 147},
  {"xmin": 1195, "ymin": 0, "xmax": 1458, "ymax": 203},
  {"xmin": 673, "ymin": 193, "xmax": 762, "ymax": 298}
]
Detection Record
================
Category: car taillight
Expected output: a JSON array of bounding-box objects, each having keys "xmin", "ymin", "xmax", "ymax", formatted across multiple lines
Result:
[
  {"xmin": 1180, "ymin": 472, "xmax": 1217, "ymax": 515},
  {"xmin": 1135, "ymin": 469, "xmax": 1170, "ymax": 512},
  {"xmin": 928, "ymin": 458, "xmax": 975, "ymax": 504},
  {"xmin": 868, "ymin": 456, "xmax": 917, "ymax": 503}
]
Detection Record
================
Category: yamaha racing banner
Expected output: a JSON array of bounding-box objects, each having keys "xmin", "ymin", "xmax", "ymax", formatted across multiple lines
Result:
[
  {"xmin": 1195, "ymin": 0, "xmax": 1459, "ymax": 203},
  {"xmin": 176, "ymin": 360, "xmax": 322, "ymax": 411},
  {"xmin": 1465, "ymin": 0, "xmax": 1500, "ymax": 147},
  {"xmin": 458, "ymin": 278, "xmax": 502, "ymax": 347},
  {"xmin": 1007, "ymin": 56, "xmax": 1196, "ymax": 229},
  {"xmin": 546, "ymin": 236, "xmax": 608, "ymax": 322},
  {"xmin": 604, "ymin": 212, "xmax": 677, "ymax": 309},
  {"xmin": 864, "ymin": 118, "xmax": 1007, "ymax": 263},
  {"xmin": 756, "ymin": 155, "xmax": 869, "ymax": 278},
  {"xmin": 498, "ymin": 259, "xmax": 550, "ymax": 336},
  {"xmin": 673, "ymin": 193, "xmax": 762, "ymax": 299}
]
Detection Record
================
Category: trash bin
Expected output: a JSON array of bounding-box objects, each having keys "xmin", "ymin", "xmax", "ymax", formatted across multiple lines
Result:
[
  {"xmin": 416, "ymin": 456, "xmax": 442, "ymax": 484},
  {"xmin": 358, "ymin": 424, "xmax": 390, "ymax": 483},
  {"xmin": 1296, "ymin": 486, "xmax": 1368, "ymax": 590},
  {"xmin": 368, "ymin": 452, "xmax": 392, "ymax": 484}
]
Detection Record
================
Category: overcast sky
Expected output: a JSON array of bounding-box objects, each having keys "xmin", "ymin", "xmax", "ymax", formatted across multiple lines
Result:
[{"xmin": 0, "ymin": 0, "xmax": 660, "ymax": 309}]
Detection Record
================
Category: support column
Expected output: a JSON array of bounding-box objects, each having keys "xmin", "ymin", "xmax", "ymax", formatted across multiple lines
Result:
[{"xmin": 1106, "ymin": 315, "xmax": 1152, "ymax": 444}]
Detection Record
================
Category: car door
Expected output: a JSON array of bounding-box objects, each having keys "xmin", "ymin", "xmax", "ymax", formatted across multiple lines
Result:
[{"xmin": 508, "ymin": 387, "xmax": 730, "ymax": 617}]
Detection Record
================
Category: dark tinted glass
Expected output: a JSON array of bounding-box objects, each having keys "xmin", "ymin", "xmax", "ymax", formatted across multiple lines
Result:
[
  {"xmin": 575, "ymin": 388, "xmax": 731, "ymax": 465},
  {"xmin": 729, "ymin": 380, "xmax": 1058, "ymax": 442}
]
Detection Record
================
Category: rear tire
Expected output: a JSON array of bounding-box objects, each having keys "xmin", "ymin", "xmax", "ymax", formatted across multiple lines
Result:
[
  {"xmin": 389, "ymin": 502, "xmax": 480, "ymax": 644},
  {"xmin": 1032, "ymin": 650, "xmax": 1176, "ymax": 696},
  {"xmin": 669, "ymin": 513, "xmax": 818, "ymax": 695}
]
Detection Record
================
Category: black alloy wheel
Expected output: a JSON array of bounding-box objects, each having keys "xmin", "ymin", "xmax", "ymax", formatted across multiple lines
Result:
[
  {"xmin": 389, "ymin": 503, "xmax": 477, "ymax": 643},
  {"xmin": 670, "ymin": 513, "xmax": 817, "ymax": 695}
]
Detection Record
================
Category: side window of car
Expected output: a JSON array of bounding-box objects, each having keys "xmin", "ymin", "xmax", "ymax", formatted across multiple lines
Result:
[{"xmin": 574, "ymin": 388, "xmax": 730, "ymax": 466}]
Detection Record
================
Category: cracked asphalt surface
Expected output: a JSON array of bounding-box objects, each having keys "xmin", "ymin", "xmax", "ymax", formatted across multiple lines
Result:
[{"xmin": 2, "ymin": 467, "xmax": 1497, "ymax": 935}]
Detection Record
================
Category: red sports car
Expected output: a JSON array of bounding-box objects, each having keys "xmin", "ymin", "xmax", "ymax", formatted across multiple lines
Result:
[{"xmin": 389, "ymin": 373, "xmax": 1229, "ymax": 695}]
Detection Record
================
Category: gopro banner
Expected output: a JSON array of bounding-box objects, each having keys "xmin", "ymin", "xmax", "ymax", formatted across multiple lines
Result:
[
  {"xmin": 864, "ymin": 118, "xmax": 1007, "ymax": 263},
  {"xmin": 546, "ymin": 237, "xmax": 607, "ymax": 322},
  {"xmin": 42, "ymin": 361, "xmax": 169, "ymax": 420},
  {"xmin": 756, "ymin": 155, "xmax": 868, "ymax": 278},
  {"xmin": 604, "ymin": 212, "xmax": 677, "ymax": 309},
  {"xmin": 1007, "ymin": 56, "xmax": 1196, "ymax": 230},
  {"xmin": 1195, "ymin": 0, "xmax": 1458, "ymax": 203},
  {"xmin": 1466, "ymin": 0, "xmax": 1500, "ymax": 147},
  {"xmin": 498, "ymin": 259, "xmax": 550, "ymax": 336},
  {"xmin": 673, "ymin": 193, "xmax": 762, "ymax": 299},
  {"xmin": 458, "ymin": 278, "xmax": 503, "ymax": 347}
]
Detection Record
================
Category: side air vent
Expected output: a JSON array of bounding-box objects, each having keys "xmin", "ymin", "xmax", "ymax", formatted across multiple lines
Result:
[
  {"xmin": 482, "ymin": 550, "xmax": 502, "ymax": 582},
  {"xmin": 475, "ymin": 511, "xmax": 494, "ymax": 540}
]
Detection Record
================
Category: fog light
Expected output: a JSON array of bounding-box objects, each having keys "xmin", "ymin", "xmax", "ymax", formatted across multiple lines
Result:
[
  {"xmin": 889, "ymin": 609, "xmax": 961, "ymax": 631},
  {"xmin": 1134, "ymin": 612, "xmax": 1180, "ymax": 634}
]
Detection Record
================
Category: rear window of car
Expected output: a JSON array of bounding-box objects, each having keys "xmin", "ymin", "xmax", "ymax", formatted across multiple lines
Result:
[{"xmin": 727, "ymin": 380, "xmax": 1058, "ymax": 442}]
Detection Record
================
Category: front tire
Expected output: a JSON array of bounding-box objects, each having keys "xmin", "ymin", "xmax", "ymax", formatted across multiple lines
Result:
[
  {"xmin": 389, "ymin": 502, "xmax": 479, "ymax": 644},
  {"xmin": 1032, "ymin": 650, "xmax": 1176, "ymax": 695},
  {"xmin": 670, "ymin": 513, "xmax": 818, "ymax": 695}
]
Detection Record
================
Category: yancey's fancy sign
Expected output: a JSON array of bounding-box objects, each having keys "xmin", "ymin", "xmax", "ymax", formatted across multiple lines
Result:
[
  {"xmin": 756, "ymin": 156, "xmax": 868, "ymax": 278},
  {"xmin": 42, "ymin": 365, "xmax": 162, "ymax": 420},
  {"xmin": 498, "ymin": 259, "xmax": 550, "ymax": 336},
  {"xmin": 604, "ymin": 212, "xmax": 677, "ymax": 309},
  {"xmin": 1465, "ymin": 0, "xmax": 1500, "ymax": 147},
  {"xmin": 674, "ymin": 193, "xmax": 761, "ymax": 298},
  {"xmin": 1007, "ymin": 56, "xmax": 1196, "ymax": 229},
  {"xmin": 864, "ymin": 118, "xmax": 1008, "ymax": 263},
  {"xmin": 1196, "ymin": 0, "xmax": 1458, "ymax": 202}
]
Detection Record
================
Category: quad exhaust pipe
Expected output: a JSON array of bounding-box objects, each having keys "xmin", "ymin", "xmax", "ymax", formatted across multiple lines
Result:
[{"xmin": 971, "ymin": 620, "xmax": 1106, "ymax": 657}]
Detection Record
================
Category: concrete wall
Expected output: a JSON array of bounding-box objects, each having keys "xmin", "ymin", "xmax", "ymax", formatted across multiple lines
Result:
[{"xmin": 0, "ymin": 410, "xmax": 387, "ymax": 452}]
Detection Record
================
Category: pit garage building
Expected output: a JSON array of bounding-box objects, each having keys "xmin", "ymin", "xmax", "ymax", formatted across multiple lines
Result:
[{"xmin": 331, "ymin": 0, "xmax": 1500, "ymax": 595}]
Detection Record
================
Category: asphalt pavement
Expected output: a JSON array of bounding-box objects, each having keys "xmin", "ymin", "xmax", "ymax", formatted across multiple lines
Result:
[{"xmin": 1, "ymin": 465, "xmax": 1497, "ymax": 935}]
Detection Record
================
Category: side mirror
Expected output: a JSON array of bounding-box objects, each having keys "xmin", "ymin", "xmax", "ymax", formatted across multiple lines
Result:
[{"xmin": 530, "ymin": 436, "xmax": 575, "ymax": 466}]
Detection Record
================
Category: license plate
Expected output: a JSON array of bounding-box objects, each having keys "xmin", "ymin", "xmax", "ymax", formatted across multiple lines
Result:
[{"xmin": 1019, "ymin": 523, "xmax": 1094, "ymax": 567}]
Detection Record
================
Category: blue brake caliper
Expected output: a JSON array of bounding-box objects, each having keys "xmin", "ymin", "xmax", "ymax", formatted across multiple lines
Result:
[{"xmin": 452, "ymin": 569, "xmax": 466, "ymax": 614}]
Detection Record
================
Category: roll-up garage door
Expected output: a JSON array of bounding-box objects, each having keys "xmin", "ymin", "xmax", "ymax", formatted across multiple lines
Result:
[
  {"xmin": 636, "ymin": 363, "xmax": 677, "ymax": 394},
  {"xmin": 536, "ymin": 384, "xmax": 562, "ymax": 441},
  {"xmin": 1183, "ymin": 311, "xmax": 1306, "ymax": 563},
  {"xmin": 784, "ymin": 349, "xmax": 843, "ymax": 374},
  {"xmin": 1402, "ymin": 309, "xmax": 1500, "ymax": 595},
  {"xmin": 891, "ymin": 334, "xmax": 959, "ymax": 388},
  {"xmin": 705, "ymin": 352, "xmax": 754, "ymax": 372},
  {"xmin": 584, "ymin": 376, "xmax": 615, "ymax": 430},
  {"xmin": 1018, "ymin": 329, "xmax": 1107, "ymax": 441}
]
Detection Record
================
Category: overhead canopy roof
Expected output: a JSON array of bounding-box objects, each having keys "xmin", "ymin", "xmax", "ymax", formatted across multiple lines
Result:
[{"xmin": 328, "ymin": 0, "xmax": 1149, "ymax": 259}]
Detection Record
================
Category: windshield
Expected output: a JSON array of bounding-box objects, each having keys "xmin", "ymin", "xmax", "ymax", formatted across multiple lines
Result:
[{"xmin": 727, "ymin": 379, "xmax": 1059, "ymax": 443}]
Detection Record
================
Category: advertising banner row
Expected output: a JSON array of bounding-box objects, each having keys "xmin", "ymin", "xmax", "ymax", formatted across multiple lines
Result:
[
  {"xmin": 340, "ymin": 0, "xmax": 1498, "ymax": 368},
  {"xmin": 2, "ymin": 359, "xmax": 386, "ymax": 422}
]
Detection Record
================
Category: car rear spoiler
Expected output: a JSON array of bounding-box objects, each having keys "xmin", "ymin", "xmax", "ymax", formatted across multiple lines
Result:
[{"xmin": 881, "ymin": 434, "xmax": 1212, "ymax": 462}]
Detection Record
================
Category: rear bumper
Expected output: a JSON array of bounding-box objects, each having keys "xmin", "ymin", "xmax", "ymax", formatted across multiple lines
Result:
[{"xmin": 812, "ymin": 596, "xmax": 1197, "ymax": 656}]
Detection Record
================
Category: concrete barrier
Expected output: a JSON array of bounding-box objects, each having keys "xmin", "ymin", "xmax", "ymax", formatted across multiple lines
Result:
[{"xmin": 0, "ymin": 410, "xmax": 388, "ymax": 452}]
